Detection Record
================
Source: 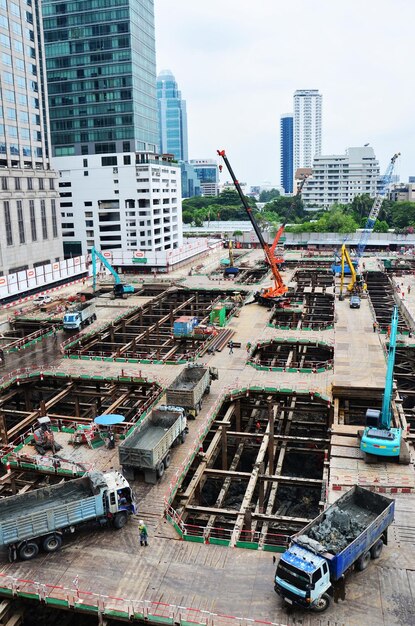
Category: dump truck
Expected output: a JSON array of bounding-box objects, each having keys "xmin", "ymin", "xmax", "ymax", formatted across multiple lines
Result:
[
  {"xmin": 63, "ymin": 301, "xmax": 97, "ymax": 331},
  {"xmin": 274, "ymin": 486, "xmax": 394, "ymax": 612},
  {"xmin": 119, "ymin": 405, "xmax": 187, "ymax": 483},
  {"xmin": 0, "ymin": 470, "xmax": 136, "ymax": 561},
  {"xmin": 165, "ymin": 364, "xmax": 218, "ymax": 417}
]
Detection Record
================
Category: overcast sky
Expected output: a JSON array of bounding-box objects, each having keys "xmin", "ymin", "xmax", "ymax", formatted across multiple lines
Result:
[{"xmin": 154, "ymin": 0, "xmax": 414, "ymax": 189}]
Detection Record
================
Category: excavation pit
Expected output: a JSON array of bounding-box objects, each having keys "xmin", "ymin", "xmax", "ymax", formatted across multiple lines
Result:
[
  {"xmin": 249, "ymin": 339, "xmax": 333, "ymax": 372},
  {"xmin": 170, "ymin": 390, "xmax": 330, "ymax": 548}
]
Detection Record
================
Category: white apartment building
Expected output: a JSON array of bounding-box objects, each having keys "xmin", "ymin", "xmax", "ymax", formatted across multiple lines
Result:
[
  {"xmin": 54, "ymin": 152, "xmax": 183, "ymax": 256},
  {"xmin": 0, "ymin": 0, "xmax": 62, "ymax": 276},
  {"xmin": 294, "ymin": 89, "xmax": 322, "ymax": 171},
  {"xmin": 302, "ymin": 147, "xmax": 380, "ymax": 209}
]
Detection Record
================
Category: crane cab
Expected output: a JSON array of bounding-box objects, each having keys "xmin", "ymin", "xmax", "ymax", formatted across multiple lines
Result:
[{"xmin": 361, "ymin": 409, "xmax": 401, "ymax": 457}]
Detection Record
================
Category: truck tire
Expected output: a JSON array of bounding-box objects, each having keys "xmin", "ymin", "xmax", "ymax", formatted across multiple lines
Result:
[
  {"xmin": 370, "ymin": 539, "xmax": 383, "ymax": 559},
  {"xmin": 163, "ymin": 453, "xmax": 171, "ymax": 469},
  {"xmin": 113, "ymin": 512, "xmax": 128, "ymax": 529},
  {"xmin": 180, "ymin": 430, "xmax": 187, "ymax": 444},
  {"xmin": 42, "ymin": 534, "xmax": 62, "ymax": 553},
  {"xmin": 312, "ymin": 593, "xmax": 331, "ymax": 613},
  {"xmin": 204, "ymin": 385, "xmax": 211, "ymax": 395},
  {"xmin": 156, "ymin": 462, "xmax": 165, "ymax": 479},
  {"xmin": 19, "ymin": 541, "xmax": 39, "ymax": 561},
  {"xmin": 356, "ymin": 550, "xmax": 371, "ymax": 571}
]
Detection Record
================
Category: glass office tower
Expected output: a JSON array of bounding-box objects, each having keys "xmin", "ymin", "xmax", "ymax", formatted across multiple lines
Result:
[
  {"xmin": 280, "ymin": 114, "xmax": 293, "ymax": 194},
  {"xmin": 157, "ymin": 69, "xmax": 188, "ymax": 162},
  {"xmin": 42, "ymin": 0, "xmax": 159, "ymax": 157}
]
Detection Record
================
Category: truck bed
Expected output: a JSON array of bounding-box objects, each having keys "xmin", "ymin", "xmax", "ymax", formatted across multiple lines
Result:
[
  {"xmin": 294, "ymin": 486, "xmax": 394, "ymax": 581},
  {"xmin": 166, "ymin": 367, "xmax": 209, "ymax": 409},
  {"xmin": 0, "ymin": 473, "xmax": 107, "ymax": 546}
]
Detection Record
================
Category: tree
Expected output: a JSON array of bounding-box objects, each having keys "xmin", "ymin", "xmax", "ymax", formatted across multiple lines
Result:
[{"xmin": 259, "ymin": 188, "xmax": 280, "ymax": 203}]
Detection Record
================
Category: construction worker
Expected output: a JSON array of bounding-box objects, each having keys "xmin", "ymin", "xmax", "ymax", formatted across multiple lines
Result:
[
  {"xmin": 33, "ymin": 419, "xmax": 62, "ymax": 455},
  {"xmin": 228, "ymin": 340, "xmax": 234, "ymax": 355},
  {"xmin": 139, "ymin": 520, "xmax": 148, "ymax": 546}
]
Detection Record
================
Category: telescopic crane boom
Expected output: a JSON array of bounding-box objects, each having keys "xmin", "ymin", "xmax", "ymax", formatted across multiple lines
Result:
[
  {"xmin": 217, "ymin": 149, "xmax": 288, "ymax": 305},
  {"xmin": 360, "ymin": 306, "xmax": 408, "ymax": 462}
]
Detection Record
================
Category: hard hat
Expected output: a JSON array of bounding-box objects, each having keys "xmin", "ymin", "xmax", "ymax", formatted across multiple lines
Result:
[{"xmin": 139, "ymin": 520, "xmax": 144, "ymax": 525}]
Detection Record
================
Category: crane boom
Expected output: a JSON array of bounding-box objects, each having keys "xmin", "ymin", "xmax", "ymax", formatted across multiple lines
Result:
[
  {"xmin": 356, "ymin": 152, "xmax": 400, "ymax": 262},
  {"xmin": 381, "ymin": 305, "xmax": 399, "ymax": 429},
  {"xmin": 92, "ymin": 247, "xmax": 121, "ymax": 292},
  {"xmin": 217, "ymin": 150, "xmax": 287, "ymax": 303},
  {"xmin": 360, "ymin": 306, "xmax": 402, "ymax": 459}
]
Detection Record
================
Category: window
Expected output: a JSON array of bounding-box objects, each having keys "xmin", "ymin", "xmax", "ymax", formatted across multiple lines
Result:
[
  {"xmin": 51, "ymin": 199, "xmax": 58, "ymax": 237},
  {"xmin": 27, "ymin": 177, "xmax": 33, "ymax": 190},
  {"xmin": 29, "ymin": 199, "xmax": 37, "ymax": 241},
  {"xmin": 15, "ymin": 177, "xmax": 20, "ymax": 190},
  {"xmin": 41, "ymin": 199, "xmax": 47, "ymax": 239},
  {"xmin": 123, "ymin": 155, "xmax": 131, "ymax": 165},
  {"xmin": 38, "ymin": 178, "xmax": 44, "ymax": 190},
  {"xmin": 49, "ymin": 178, "xmax": 55, "ymax": 190},
  {"xmin": 1, "ymin": 177, "xmax": 8, "ymax": 190},
  {"xmin": 81, "ymin": 145, "xmax": 88, "ymax": 155},
  {"xmin": 101, "ymin": 156, "xmax": 117, "ymax": 166},
  {"xmin": 4, "ymin": 201, "xmax": 12, "ymax": 245},
  {"xmin": 83, "ymin": 158, "xmax": 88, "ymax": 167},
  {"xmin": 17, "ymin": 200, "xmax": 25, "ymax": 244},
  {"xmin": 84, "ymin": 171, "xmax": 89, "ymax": 176}
]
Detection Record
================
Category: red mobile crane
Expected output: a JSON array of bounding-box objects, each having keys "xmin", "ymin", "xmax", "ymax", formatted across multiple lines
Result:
[
  {"xmin": 217, "ymin": 149, "xmax": 289, "ymax": 306},
  {"xmin": 269, "ymin": 223, "xmax": 286, "ymax": 267}
]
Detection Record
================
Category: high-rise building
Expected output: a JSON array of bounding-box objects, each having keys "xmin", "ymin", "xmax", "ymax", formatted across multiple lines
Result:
[
  {"xmin": 302, "ymin": 146, "xmax": 380, "ymax": 209},
  {"xmin": 180, "ymin": 161, "xmax": 201, "ymax": 199},
  {"xmin": 280, "ymin": 114, "xmax": 293, "ymax": 194},
  {"xmin": 0, "ymin": 0, "xmax": 62, "ymax": 275},
  {"xmin": 293, "ymin": 89, "xmax": 322, "ymax": 171},
  {"xmin": 190, "ymin": 159, "xmax": 219, "ymax": 196},
  {"xmin": 157, "ymin": 70, "xmax": 188, "ymax": 162},
  {"xmin": 42, "ymin": 0, "xmax": 182, "ymax": 256}
]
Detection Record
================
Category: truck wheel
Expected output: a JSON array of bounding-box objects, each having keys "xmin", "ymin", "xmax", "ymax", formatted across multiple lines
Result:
[
  {"xmin": 370, "ymin": 539, "xmax": 383, "ymax": 559},
  {"xmin": 42, "ymin": 534, "xmax": 62, "ymax": 553},
  {"xmin": 156, "ymin": 462, "xmax": 165, "ymax": 479},
  {"xmin": 164, "ymin": 453, "xmax": 171, "ymax": 469},
  {"xmin": 113, "ymin": 512, "xmax": 128, "ymax": 529},
  {"xmin": 204, "ymin": 386, "xmax": 210, "ymax": 395},
  {"xmin": 19, "ymin": 542, "xmax": 39, "ymax": 561},
  {"xmin": 356, "ymin": 550, "xmax": 371, "ymax": 571},
  {"xmin": 313, "ymin": 593, "xmax": 331, "ymax": 612},
  {"xmin": 180, "ymin": 430, "xmax": 187, "ymax": 444}
]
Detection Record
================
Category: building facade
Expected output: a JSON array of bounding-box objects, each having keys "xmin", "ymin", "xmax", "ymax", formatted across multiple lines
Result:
[
  {"xmin": 179, "ymin": 161, "xmax": 201, "ymax": 199},
  {"xmin": 42, "ymin": 0, "xmax": 178, "ymax": 257},
  {"xmin": 190, "ymin": 159, "xmax": 219, "ymax": 196},
  {"xmin": 157, "ymin": 70, "xmax": 188, "ymax": 162},
  {"xmin": 57, "ymin": 152, "xmax": 182, "ymax": 256},
  {"xmin": 293, "ymin": 89, "xmax": 322, "ymax": 172},
  {"xmin": 302, "ymin": 147, "xmax": 380, "ymax": 209},
  {"xmin": 0, "ymin": 0, "xmax": 62, "ymax": 275},
  {"xmin": 389, "ymin": 183, "xmax": 415, "ymax": 203},
  {"xmin": 280, "ymin": 114, "xmax": 293, "ymax": 194}
]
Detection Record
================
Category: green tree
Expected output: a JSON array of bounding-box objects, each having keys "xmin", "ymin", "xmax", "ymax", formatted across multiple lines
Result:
[{"xmin": 259, "ymin": 188, "xmax": 280, "ymax": 203}]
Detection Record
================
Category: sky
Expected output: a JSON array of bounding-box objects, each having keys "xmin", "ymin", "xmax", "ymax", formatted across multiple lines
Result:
[{"xmin": 154, "ymin": 0, "xmax": 414, "ymax": 189}]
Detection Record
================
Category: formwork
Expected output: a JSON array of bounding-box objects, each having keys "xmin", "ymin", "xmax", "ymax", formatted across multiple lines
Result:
[
  {"xmin": 63, "ymin": 288, "xmax": 244, "ymax": 363},
  {"xmin": 170, "ymin": 390, "xmax": 330, "ymax": 549}
]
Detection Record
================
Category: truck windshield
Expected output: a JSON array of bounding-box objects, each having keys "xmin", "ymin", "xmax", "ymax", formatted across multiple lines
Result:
[
  {"xmin": 65, "ymin": 315, "xmax": 76, "ymax": 322},
  {"xmin": 276, "ymin": 561, "xmax": 311, "ymax": 591}
]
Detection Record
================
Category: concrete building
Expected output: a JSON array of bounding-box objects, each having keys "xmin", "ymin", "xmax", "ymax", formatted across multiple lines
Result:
[
  {"xmin": 302, "ymin": 146, "xmax": 380, "ymax": 209},
  {"xmin": 0, "ymin": 0, "xmax": 62, "ymax": 276},
  {"xmin": 389, "ymin": 183, "xmax": 415, "ymax": 202},
  {"xmin": 293, "ymin": 89, "xmax": 322, "ymax": 171},
  {"xmin": 157, "ymin": 70, "xmax": 188, "ymax": 162},
  {"xmin": 42, "ymin": 0, "xmax": 180, "ymax": 257},
  {"xmin": 280, "ymin": 114, "xmax": 293, "ymax": 194},
  {"xmin": 190, "ymin": 159, "xmax": 219, "ymax": 196},
  {"xmin": 56, "ymin": 152, "xmax": 182, "ymax": 254}
]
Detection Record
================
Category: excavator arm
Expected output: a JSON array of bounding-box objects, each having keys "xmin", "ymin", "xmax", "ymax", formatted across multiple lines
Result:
[{"xmin": 217, "ymin": 150, "xmax": 287, "ymax": 300}]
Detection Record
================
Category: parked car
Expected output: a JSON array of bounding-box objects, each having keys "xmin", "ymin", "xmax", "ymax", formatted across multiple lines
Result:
[
  {"xmin": 33, "ymin": 295, "xmax": 52, "ymax": 305},
  {"xmin": 349, "ymin": 295, "xmax": 361, "ymax": 309}
]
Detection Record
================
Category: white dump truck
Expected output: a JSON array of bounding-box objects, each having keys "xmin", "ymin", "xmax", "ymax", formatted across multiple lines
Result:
[
  {"xmin": 0, "ymin": 470, "xmax": 136, "ymax": 561},
  {"xmin": 166, "ymin": 365, "xmax": 218, "ymax": 417},
  {"xmin": 63, "ymin": 301, "xmax": 97, "ymax": 331},
  {"xmin": 119, "ymin": 405, "xmax": 187, "ymax": 483}
]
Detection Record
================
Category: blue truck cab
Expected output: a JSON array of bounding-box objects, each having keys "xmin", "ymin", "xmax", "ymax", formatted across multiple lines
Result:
[{"xmin": 274, "ymin": 486, "xmax": 395, "ymax": 612}]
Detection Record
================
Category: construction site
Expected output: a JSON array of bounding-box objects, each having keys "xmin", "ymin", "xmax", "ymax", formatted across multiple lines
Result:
[{"xmin": 0, "ymin": 160, "xmax": 414, "ymax": 626}]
